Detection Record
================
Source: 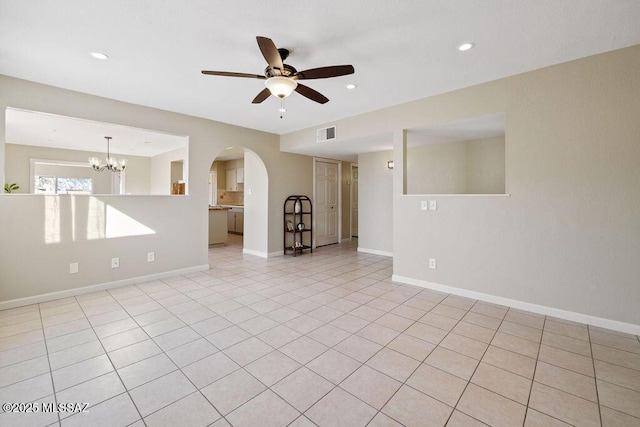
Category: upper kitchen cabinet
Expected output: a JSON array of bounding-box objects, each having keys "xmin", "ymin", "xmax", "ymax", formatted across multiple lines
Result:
[
  {"xmin": 226, "ymin": 167, "xmax": 244, "ymax": 191},
  {"xmin": 226, "ymin": 169, "xmax": 236, "ymax": 191}
]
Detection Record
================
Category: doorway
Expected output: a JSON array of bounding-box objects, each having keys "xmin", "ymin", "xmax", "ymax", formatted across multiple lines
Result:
[
  {"xmin": 207, "ymin": 148, "xmax": 269, "ymax": 257},
  {"xmin": 314, "ymin": 158, "xmax": 340, "ymax": 247}
]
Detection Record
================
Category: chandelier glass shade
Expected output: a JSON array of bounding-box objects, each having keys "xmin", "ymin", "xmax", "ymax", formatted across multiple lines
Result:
[
  {"xmin": 89, "ymin": 136, "xmax": 126, "ymax": 172},
  {"xmin": 265, "ymin": 76, "xmax": 297, "ymax": 98}
]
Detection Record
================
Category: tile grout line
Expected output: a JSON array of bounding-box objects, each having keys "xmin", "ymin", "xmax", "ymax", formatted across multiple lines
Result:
[
  {"xmin": 74, "ymin": 292, "xmax": 152, "ymax": 426},
  {"xmin": 36, "ymin": 303, "xmax": 62, "ymax": 426},
  {"xmin": 521, "ymin": 315, "xmax": 546, "ymax": 427},
  {"xmin": 587, "ymin": 325, "xmax": 604, "ymax": 427},
  {"xmin": 440, "ymin": 299, "xmax": 506, "ymax": 426}
]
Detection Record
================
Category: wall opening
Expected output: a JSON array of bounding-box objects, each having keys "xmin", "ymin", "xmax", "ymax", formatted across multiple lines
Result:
[
  {"xmin": 4, "ymin": 107, "xmax": 189, "ymax": 195},
  {"xmin": 406, "ymin": 113, "xmax": 506, "ymax": 195}
]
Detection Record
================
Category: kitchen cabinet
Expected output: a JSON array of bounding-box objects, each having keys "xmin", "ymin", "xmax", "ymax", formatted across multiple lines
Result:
[
  {"xmin": 227, "ymin": 207, "xmax": 244, "ymax": 235},
  {"xmin": 209, "ymin": 207, "xmax": 229, "ymax": 246},
  {"xmin": 226, "ymin": 168, "xmax": 244, "ymax": 191},
  {"xmin": 226, "ymin": 170, "xmax": 237, "ymax": 191}
]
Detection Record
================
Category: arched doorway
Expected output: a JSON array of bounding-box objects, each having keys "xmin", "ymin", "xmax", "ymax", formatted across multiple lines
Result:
[{"xmin": 207, "ymin": 147, "xmax": 269, "ymax": 256}]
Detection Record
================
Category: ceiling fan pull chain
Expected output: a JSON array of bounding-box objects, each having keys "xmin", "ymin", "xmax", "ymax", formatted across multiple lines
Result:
[{"xmin": 279, "ymin": 98, "xmax": 286, "ymax": 119}]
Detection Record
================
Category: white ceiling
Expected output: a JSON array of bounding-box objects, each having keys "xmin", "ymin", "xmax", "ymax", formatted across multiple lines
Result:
[
  {"xmin": 1, "ymin": 1, "xmax": 639, "ymax": 139},
  {"xmin": 5, "ymin": 108, "xmax": 187, "ymax": 157}
]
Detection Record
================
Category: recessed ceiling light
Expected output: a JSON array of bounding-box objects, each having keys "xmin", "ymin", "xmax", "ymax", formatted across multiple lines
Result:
[
  {"xmin": 90, "ymin": 52, "xmax": 109, "ymax": 60},
  {"xmin": 458, "ymin": 42, "xmax": 474, "ymax": 52},
  {"xmin": 346, "ymin": 84, "xmax": 357, "ymax": 90}
]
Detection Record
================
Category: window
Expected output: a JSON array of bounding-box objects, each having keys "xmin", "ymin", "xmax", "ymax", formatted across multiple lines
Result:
[{"xmin": 34, "ymin": 176, "xmax": 93, "ymax": 194}]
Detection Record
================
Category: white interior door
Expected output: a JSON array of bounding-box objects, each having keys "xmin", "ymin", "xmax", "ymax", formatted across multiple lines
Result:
[
  {"xmin": 315, "ymin": 160, "xmax": 339, "ymax": 246},
  {"xmin": 352, "ymin": 166, "xmax": 358, "ymax": 237}
]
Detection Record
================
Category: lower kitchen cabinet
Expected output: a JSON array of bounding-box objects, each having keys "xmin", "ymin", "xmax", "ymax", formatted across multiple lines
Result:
[{"xmin": 227, "ymin": 209, "xmax": 244, "ymax": 235}]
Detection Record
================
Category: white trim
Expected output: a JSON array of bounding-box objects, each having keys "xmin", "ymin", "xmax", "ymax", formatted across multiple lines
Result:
[
  {"xmin": 313, "ymin": 157, "xmax": 342, "ymax": 248},
  {"xmin": 400, "ymin": 193, "xmax": 511, "ymax": 197},
  {"xmin": 392, "ymin": 275, "xmax": 640, "ymax": 336},
  {"xmin": 350, "ymin": 163, "xmax": 358, "ymax": 238},
  {"xmin": 0, "ymin": 264, "xmax": 210, "ymax": 311},
  {"xmin": 358, "ymin": 247, "xmax": 393, "ymax": 257},
  {"xmin": 242, "ymin": 248, "xmax": 268, "ymax": 258}
]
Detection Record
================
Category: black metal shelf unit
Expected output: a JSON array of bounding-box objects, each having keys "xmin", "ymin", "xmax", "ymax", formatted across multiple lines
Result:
[{"xmin": 284, "ymin": 195, "xmax": 313, "ymax": 256}]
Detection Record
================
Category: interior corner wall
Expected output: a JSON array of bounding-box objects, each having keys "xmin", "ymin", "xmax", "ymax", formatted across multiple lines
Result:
[
  {"xmin": 243, "ymin": 150, "xmax": 268, "ymax": 255},
  {"xmin": 150, "ymin": 146, "xmax": 188, "ymax": 195},
  {"xmin": 357, "ymin": 151, "xmax": 393, "ymax": 254}
]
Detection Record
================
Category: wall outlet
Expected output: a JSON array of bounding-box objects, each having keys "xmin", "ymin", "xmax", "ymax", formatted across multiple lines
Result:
[
  {"xmin": 429, "ymin": 200, "xmax": 437, "ymax": 211},
  {"xmin": 429, "ymin": 258, "xmax": 437, "ymax": 269},
  {"xmin": 111, "ymin": 257, "xmax": 120, "ymax": 269},
  {"xmin": 421, "ymin": 200, "xmax": 428, "ymax": 211},
  {"xmin": 147, "ymin": 252, "xmax": 155, "ymax": 262},
  {"xmin": 247, "ymin": 188, "xmax": 252, "ymax": 195},
  {"xmin": 70, "ymin": 263, "xmax": 78, "ymax": 274}
]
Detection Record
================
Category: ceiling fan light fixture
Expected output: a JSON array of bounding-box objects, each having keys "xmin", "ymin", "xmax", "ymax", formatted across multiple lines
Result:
[
  {"xmin": 265, "ymin": 76, "xmax": 297, "ymax": 98},
  {"xmin": 90, "ymin": 52, "xmax": 109, "ymax": 60}
]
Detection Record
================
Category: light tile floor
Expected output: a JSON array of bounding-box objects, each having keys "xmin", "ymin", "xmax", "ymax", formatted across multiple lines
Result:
[{"xmin": 1, "ymin": 235, "xmax": 639, "ymax": 426}]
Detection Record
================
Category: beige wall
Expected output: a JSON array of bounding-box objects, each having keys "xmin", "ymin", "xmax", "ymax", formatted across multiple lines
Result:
[
  {"xmin": 407, "ymin": 136, "xmax": 505, "ymax": 194},
  {"xmin": 4, "ymin": 143, "xmax": 151, "ymax": 194},
  {"xmin": 150, "ymin": 146, "xmax": 188, "ymax": 195},
  {"xmin": 340, "ymin": 161, "xmax": 353, "ymax": 240},
  {"xmin": 0, "ymin": 75, "xmax": 312, "ymax": 303},
  {"xmin": 283, "ymin": 45, "xmax": 640, "ymax": 328},
  {"xmin": 357, "ymin": 150, "xmax": 393, "ymax": 255}
]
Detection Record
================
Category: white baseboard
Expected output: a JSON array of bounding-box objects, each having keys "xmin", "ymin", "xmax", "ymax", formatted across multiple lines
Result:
[
  {"xmin": 0, "ymin": 264, "xmax": 210, "ymax": 311},
  {"xmin": 358, "ymin": 247, "xmax": 393, "ymax": 257},
  {"xmin": 242, "ymin": 248, "xmax": 268, "ymax": 258},
  {"xmin": 392, "ymin": 275, "xmax": 640, "ymax": 336}
]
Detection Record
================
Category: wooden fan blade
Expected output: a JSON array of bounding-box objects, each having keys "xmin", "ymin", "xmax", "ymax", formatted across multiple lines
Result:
[
  {"xmin": 295, "ymin": 84, "xmax": 329, "ymax": 104},
  {"xmin": 256, "ymin": 36, "xmax": 284, "ymax": 74},
  {"xmin": 295, "ymin": 65, "xmax": 354, "ymax": 80},
  {"xmin": 202, "ymin": 70, "xmax": 266, "ymax": 79},
  {"xmin": 252, "ymin": 88, "xmax": 271, "ymax": 104}
]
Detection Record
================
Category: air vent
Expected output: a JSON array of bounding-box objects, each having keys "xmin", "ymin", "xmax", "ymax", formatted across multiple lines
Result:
[{"xmin": 317, "ymin": 126, "xmax": 336, "ymax": 143}]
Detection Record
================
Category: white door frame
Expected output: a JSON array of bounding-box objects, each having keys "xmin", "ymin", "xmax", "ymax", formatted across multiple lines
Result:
[
  {"xmin": 350, "ymin": 163, "xmax": 358, "ymax": 239},
  {"xmin": 312, "ymin": 157, "xmax": 341, "ymax": 248}
]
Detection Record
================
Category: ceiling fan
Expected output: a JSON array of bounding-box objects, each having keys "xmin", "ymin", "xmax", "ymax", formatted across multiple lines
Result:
[{"xmin": 202, "ymin": 36, "xmax": 354, "ymax": 105}]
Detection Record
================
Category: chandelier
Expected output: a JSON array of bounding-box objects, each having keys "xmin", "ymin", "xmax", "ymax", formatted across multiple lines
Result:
[{"xmin": 89, "ymin": 136, "xmax": 126, "ymax": 172}]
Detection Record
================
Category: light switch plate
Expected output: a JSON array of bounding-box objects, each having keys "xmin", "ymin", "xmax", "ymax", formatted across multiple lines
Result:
[
  {"xmin": 111, "ymin": 257, "xmax": 120, "ymax": 269},
  {"xmin": 429, "ymin": 200, "xmax": 437, "ymax": 211},
  {"xmin": 421, "ymin": 200, "xmax": 428, "ymax": 211}
]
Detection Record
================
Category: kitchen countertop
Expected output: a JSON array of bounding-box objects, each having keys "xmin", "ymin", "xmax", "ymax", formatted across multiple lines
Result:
[{"xmin": 209, "ymin": 206, "xmax": 231, "ymax": 210}]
